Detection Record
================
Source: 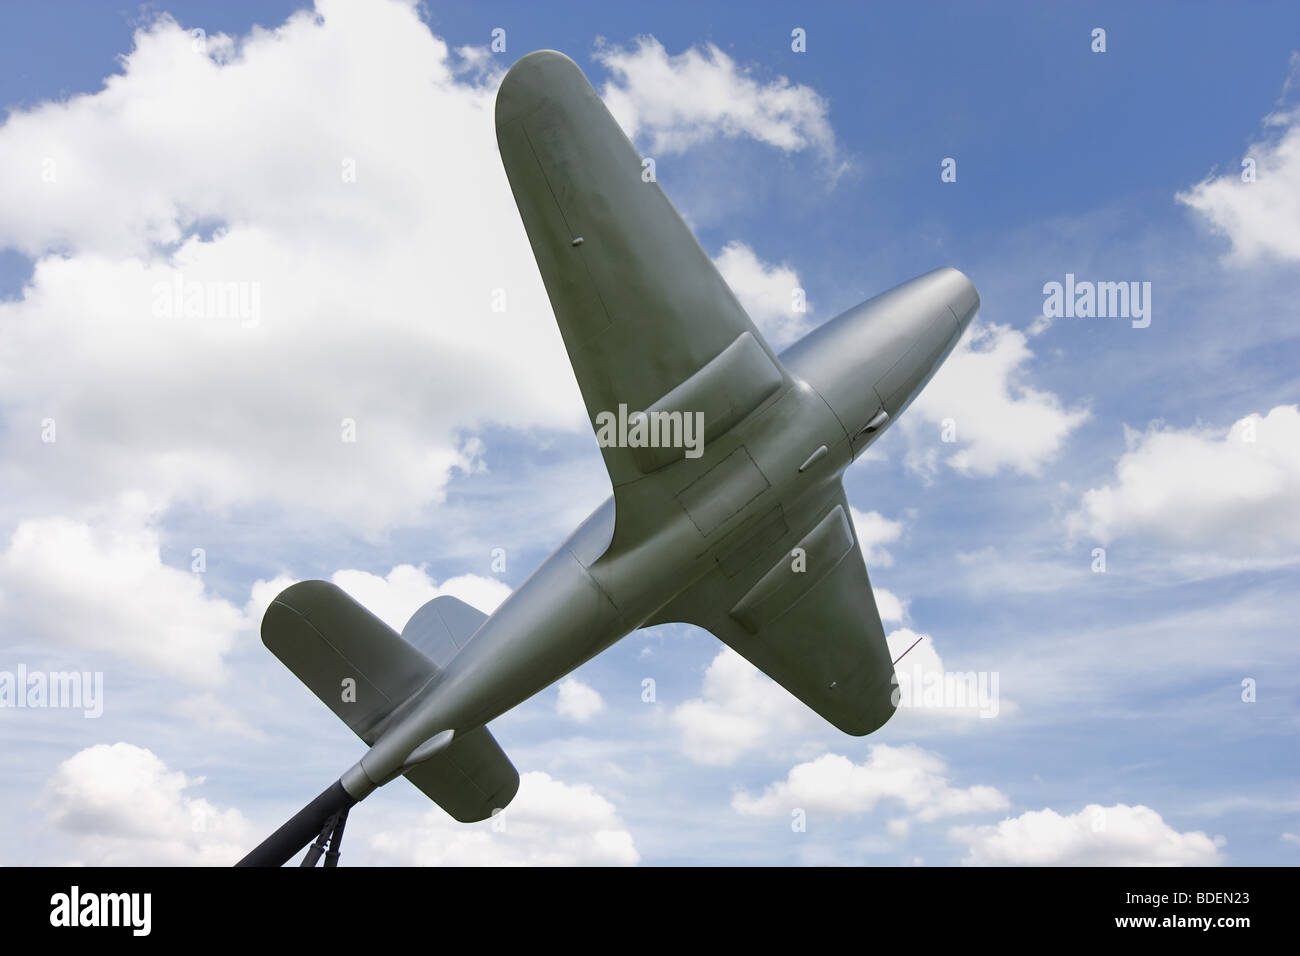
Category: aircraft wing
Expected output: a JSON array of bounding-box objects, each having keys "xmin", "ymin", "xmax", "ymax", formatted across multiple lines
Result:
[
  {"xmin": 495, "ymin": 51, "xmax": 791, "ymax": 489},
  {"xmin": 652, "ymin": 487, "xmax": 898, "ymax": 735}
]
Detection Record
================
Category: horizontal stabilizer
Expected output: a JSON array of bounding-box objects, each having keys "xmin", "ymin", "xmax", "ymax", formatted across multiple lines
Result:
[
  {"xmin": 262, "ymin": 582, "xmax": 520, "ymax": 820},
  {"xmin": 262, "ymin": 581, "xmax": 436, "ymax": 744}
]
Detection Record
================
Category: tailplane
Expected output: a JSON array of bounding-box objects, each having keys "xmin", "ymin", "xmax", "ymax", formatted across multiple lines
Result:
[{"xmin": 259, "ymin": 582, "xmax": 519, "ymax": 825}]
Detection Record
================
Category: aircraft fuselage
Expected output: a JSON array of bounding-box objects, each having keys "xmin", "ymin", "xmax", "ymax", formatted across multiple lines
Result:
[{"xmin": 345, "ymin": 265, "xmax": 978, "ymax": 798}]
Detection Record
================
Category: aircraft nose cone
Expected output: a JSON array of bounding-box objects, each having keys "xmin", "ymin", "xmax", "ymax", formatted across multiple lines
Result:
[{"xmin": 940, "ymin": 267, "xmax": 981, "ymax": 329}]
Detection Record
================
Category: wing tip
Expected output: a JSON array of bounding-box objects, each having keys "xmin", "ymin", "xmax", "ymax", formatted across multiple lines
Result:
[
  {"xmin": 833, "ymin": 668, "xmax": 900, "ymax": 736},
  {"xmin": 495, "ymin": 49, "xmax": 590, "ymax": 130}
]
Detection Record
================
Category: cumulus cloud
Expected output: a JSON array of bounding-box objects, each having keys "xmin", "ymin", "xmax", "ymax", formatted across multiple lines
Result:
[
  {"xmin": 713, "ymin": 241, "xmax": 813, "ymax": 349},
  {"xmin": 886, "ymin": 629, "xmax": 1015, "ymax": 722},
  {"xmin": 0, "ymin": 0, "xmax": 584, "ymax": 536},
  {"xmin": 327, "ymin": 564, "xmax": 511, "ymax": 631},
  {"xmin": 0, "ymin": 5, "xmax": 851, "ymax": 539},
  {"xmin": 671, "ymin": 603, "xmax": 972, "ymax": 765},
  {"xmin": 873, "ymin": 587, "xmax": 907, "ymax": 624},
  {"xmin": 243, "ymin": 563, "xmax": 509, "ymax": 648},
  {"xmin": 0, "ymin": 500, "xmax": 245, "ymax": 686},
  {"xmin": 556, "ymin": 677, "xmax": 605, "ymax": 722},
  {"xmin": 733, "ymin": 744, "xmax": 1008, "ymax": 823},
  {"xmin": 369, "ymin": 771, "xmax": 638, "ymax": 865},
  {"xmin": 903, "ymin": 323, "xmax": 1089, "ymax": 478},
  {"xmin": 0, "ymin": 502, "xmax": 508, "ymax": 700},
  {"xmin": 43, "ymin": 742, "xmax": 255, "ymax": 865},
  {"xmin": 672, "ymin": 648, "xmax": 816, "ymax": 765},
  {"xmin": 1177, "ymin": 58, "xmax": 1300, "ymax": 265},
  {"xmin": 1067, "ymin": 405, "xmax": 1300, "ymax": 562},
  {"xmin": 595, "ymin": 36, "xmax": 836, "ymax": 159},
  {"xmin": 850, "ymin": 506, "xmax": 905, "ymax": 567},
  {"xmin": 170, "ymin": 693, "xmax": 267, "ymax": 742},
  {"xmin": 674, "ymin": 619, "xmax": 1011, "ymax": 748},
  {"xmin": 950, "ymin": 804, "xmax": 1224, "ymax": 866}
]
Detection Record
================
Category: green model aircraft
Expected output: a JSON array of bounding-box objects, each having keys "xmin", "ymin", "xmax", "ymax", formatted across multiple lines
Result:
[{"xmin": 238, "ymin": 50, "xmax": 979, "ymax": 866}]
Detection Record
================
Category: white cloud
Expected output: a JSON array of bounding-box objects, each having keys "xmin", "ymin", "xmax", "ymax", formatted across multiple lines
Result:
[
  {"xmin": 950, "ymin": 804, "xmax": 1223, "ymax": 866},
  {"xmin": 713, "ymin": 241, "xmax": 813, "ymax": 349},
  {"xmin": 170, "ymin": 693, "xmax": 267, "ymax": 742},
  {"xmin": 369, "ymin": 771, "xmax": 638, "ymax": 865},
  {"xmin": 328, "ymin": 564, "xmax": 511, "ymax": 632},
  {"xmin": 595, "ymin": 36, "xmax": 836, "ymax": 159},
  {"xmin": 43, "ymin": 743, "xmax": 255, "ymax": 865},
  {"xmin": 886, "ymin": 818, "xmax": 911, "ymax": 841},
  {"xmin": 733, "ymin": 744, "xmax": 1008, "ymax": 822},
  {"xmin": 672, "ymin": 602, "xmax": 987, "ymax": 764},
  {"xmin": 873, "ymin": 587, "xmax": 907, "ymax": 624},
  {"xmin": 886, "ymin": 628, "xmax": 1014, "ymax": 722},
  {"xmin": 904, "ymin": 323, "xmax": 1089, "ymax": 478},
  {"xmin": 953, "ymin": 546, "xmax": 1087, "ymax": 596},
  {"xmin": 0, "ymin": 513, "xmax": 510, "ymax": 701},
  {"xmin": 245, "ymin": 573, "xmax": 300, "ymax": 632},
  {"xmin": 850, "ymin": 506, "xmax": 905, "ymax": 567},
  {"xmin": 1177, "ymin": 60, "xmax": 1300, "ymax": 265},
  {"xmin": 0, "ymin": 8, "xmax": 853, "ymax": 539},
  {"xmin": 0, "ymin": 501, "xmax": 245, "ymax": 687},
  {"xmin": 556, "ymin": 677, "xmax": 605, "ymax": 722},
  {"xmin": 672, "ymin": 648, "xmax": 816, "ymax": 765},
  {"xmin": 0, "ymin": 1, "xmax": 583, "ymax": 536},
  {"xmin": 1067, "ymin": 405, "xmax": 1300, "ymax": 561}
]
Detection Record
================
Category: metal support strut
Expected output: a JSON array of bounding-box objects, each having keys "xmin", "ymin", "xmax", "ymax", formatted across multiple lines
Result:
[{"xmin": 299, "ymin": 807, "xmax": 349, "ymax": 867}]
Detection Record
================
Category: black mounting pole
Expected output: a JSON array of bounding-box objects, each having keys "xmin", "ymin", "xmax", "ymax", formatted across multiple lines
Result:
[{"xmin": 236, "ymin": 780, "xmax": 358, "ymax": 868}]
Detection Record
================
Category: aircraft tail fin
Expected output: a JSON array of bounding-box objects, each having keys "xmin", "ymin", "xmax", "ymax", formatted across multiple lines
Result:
[
  {"xmin": 400, "ymin": 592, "xmax": 489, "ymax": 670},
  {"xmin": 261, "ymin": 583, "xmax": 519, "ymax": 821}
]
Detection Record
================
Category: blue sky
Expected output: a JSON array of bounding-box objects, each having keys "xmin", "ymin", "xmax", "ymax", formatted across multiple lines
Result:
[{"xmin": 0, "ymin": 0, "xmax": 1297, "ymax": 865}]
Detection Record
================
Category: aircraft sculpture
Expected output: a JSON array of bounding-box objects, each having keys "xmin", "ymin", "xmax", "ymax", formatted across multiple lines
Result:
[{"xmin": 238, "ymin": 50, "xmax": 979, "ymax": 866}]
